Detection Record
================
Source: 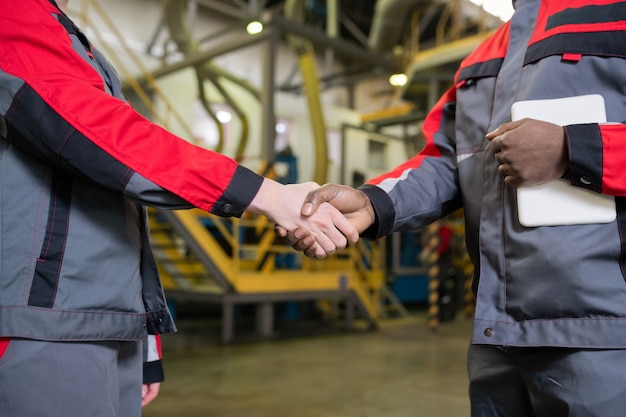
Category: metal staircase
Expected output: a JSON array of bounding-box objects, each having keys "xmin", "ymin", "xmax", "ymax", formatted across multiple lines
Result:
[{"xmin": 148, "ymin": 208, "xmax": 385, "ymax": 343}]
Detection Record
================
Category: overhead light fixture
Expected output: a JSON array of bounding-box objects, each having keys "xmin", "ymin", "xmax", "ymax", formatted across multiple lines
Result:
[
  {"xmin": 389, "ymin": 73, "xmax": 408, "ymax": 87},
  {"xmin": 246, "ymin": 20, "xmax": 264, "ymax": 35},
  {"xmin": 216, "ymin": 110, "xmax": 232, "ymax": 124}
]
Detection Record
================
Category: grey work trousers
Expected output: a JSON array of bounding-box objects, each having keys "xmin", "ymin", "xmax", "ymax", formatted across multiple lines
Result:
[
  {"xmin": 469, "ymin": 343, "xmax": 626, "ymax": 417},
  {"xmin": 0, "ymin": 338, "xmax": 142, "ymax": 417}
]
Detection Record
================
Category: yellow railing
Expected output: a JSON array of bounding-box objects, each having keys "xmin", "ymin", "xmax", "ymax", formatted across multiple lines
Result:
[{"xmin": 150, "ymin": 208, "xmax": 384, "ymax": 321}]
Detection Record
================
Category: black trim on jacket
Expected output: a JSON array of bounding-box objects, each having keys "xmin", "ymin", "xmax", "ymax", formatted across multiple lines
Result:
[
  {"xmin": 525, "ymin": 32, "xmax": 626, "ymax": 65},
  {"xmin": 547, "ymin": 3, "xmax": 626, "ymax": 30},
  {"xmin": 28, "ymin": 170, "xmax": 73, "ymax": 308}
]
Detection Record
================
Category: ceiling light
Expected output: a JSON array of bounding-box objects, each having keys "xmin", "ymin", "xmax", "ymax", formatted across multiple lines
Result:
[
  {"xmin": 216, "ymin": 110, "xmax": 232, "ymax": 124},
  {"xmin": 246, "ymin": 20, "xmax": 264, "ymax": 35},
  {"xmin": 389, "ymin": 73, "xmax": 408, "ymax": 87}
]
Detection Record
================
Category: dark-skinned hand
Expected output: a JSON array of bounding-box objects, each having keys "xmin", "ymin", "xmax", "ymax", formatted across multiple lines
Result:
[
  {"xmin": 275, "ymin": 184, "xmax": 375, "ymax": 258},
  {"xmin": 486, "ymin": 118, "xmax": 568, "ymax": 187}
]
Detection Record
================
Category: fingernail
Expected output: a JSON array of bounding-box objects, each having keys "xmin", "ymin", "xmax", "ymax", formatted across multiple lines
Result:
[
  {"xmin": 302, "ymin": 202, "xmax": 313, "ymax": 216},
  {"xmin": 485, "ymin": 127, "xmax": 500, "ymax": 137}
]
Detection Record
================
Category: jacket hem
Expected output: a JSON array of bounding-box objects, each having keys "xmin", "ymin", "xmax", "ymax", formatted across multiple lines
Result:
[
  {"xmin": 472, "ymin": 316, "xmax": 626, "ymax": 348},
  {"xmin": 0, "ymin": 306, "xmax": 175, "ymax": 341}
]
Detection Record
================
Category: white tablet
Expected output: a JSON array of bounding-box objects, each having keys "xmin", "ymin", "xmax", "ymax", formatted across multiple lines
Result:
[{"xmin": 510, "ymin": 95, "xmax": 616, "ymax": 227}]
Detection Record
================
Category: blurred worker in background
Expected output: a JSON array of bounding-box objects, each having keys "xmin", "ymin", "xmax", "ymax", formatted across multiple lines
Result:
[
  {"xmin": 0, "ymin": 0, "xmax": 356, "ymax": 416},
  {"xmin": 280, "ymin": 1, "xmax": 626, "ymax": 415}
]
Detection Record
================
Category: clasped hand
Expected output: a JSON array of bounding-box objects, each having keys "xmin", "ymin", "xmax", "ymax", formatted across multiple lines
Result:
[{"xmin": 274, "ymin": 183, "xmax": 375, "ymax": 258}]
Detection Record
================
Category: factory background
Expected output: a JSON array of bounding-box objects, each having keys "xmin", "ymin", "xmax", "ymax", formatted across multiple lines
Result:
[{"xmin": 65, "ymin": 1, "xmax": 512, "ymax": 415}]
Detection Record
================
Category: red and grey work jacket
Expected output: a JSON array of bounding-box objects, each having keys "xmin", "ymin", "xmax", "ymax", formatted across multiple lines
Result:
[
  {"xmin": 0, "ymin": 0, "xmax": 263, "ymax": 381},
  {"xmin": 361, "ymin": 0, "xmax": 626, "ymax": 348}
]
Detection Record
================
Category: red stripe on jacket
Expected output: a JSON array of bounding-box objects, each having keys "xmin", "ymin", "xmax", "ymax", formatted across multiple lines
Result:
[
  {"xmin": 598, "ymin": 124, "xmax": 626, "ymax": 196},
  {"xmin": 366, "ymin": 86, "xmax": 456, "ymax": 186},
  {"xmin": 456, "ymin": 21, "xmax": 510, "ymax": 78},
  {"xmin": 530, "ymin": 1, "xmax": 626, "ymax": 45},
  {"xmin": 0, "ymin": 338, "xmax": 9, "ymax": 359}
]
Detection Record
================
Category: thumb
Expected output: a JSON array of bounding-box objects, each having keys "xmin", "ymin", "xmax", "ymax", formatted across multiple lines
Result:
[
  {"xmin": 301, "ymin": 184, "xmax": 341, "ymax": 216},
  {"xmin": 485, "ymin": 119, "xmax": 523, "ymax": 140}
]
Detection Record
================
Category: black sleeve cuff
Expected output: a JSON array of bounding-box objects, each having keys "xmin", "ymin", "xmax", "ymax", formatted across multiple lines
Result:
[
  {"xmin": 211, "ymin": 165, "xmax": 264, "ymax": 217},
  {"xmin": 564, "ymin": 123, "xmax": 603, "ymax": 193},
  {"xmin": 143, "ymin": 360, "xmax": 165, "ymax": 384},
  {"xmin": 358, "ymin": 184, "xmax": 396, "ymax": 240}
]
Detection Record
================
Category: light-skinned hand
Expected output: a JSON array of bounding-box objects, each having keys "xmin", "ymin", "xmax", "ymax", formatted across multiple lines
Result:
[
  {"xmin": 248, "ymin": 180, "xmax": 359, "ymax": 258},
  {"xmin": 142, "ymin": 382, "xmax": 160, "ymax": 407}
]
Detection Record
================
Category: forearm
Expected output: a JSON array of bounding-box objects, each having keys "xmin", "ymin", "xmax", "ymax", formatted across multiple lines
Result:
[{"xmin": 246, "ymin": 178, "xmax": 296, "ymax": 223}]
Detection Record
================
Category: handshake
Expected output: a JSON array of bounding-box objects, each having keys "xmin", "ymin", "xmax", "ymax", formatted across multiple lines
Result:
[{"xmin": 247, "ymin": 180, "xmax": 376, "ymax": 259}]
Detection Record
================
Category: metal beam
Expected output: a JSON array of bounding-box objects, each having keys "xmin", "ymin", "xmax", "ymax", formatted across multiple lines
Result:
[
  {"xmin": 195, "ymin": 0, "xmax": 250, "ymax": 19},
  {"xmin": 271, "ymin": 13, "xmax": 396, "ymax": 72},
  {"xmin": 137, "ymin": 30, "xmax": 271, "ymax": 82},
  {"xmin": 136, "ymin": 12, "xmax": 394, "ymax": 84}
]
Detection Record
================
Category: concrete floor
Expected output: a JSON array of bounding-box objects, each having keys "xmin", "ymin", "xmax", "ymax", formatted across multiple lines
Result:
[{"xmin": 143, "ymin": 308, "xmax": 472, "ymax": 417}]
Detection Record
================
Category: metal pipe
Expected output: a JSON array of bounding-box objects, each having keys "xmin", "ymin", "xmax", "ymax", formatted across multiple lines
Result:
[
  {"xmin": 284, "ymin": 0, "xmax": 328, "ymax": 184},
  {"xmin": 368, "ymin": 0, "xmax": 429, "ymax": 53},
  {"xmin": 261, "ymin": 27, "xmax": 277, "ymax": 163}
]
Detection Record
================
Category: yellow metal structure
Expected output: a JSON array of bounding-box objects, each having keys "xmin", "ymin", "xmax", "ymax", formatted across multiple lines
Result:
[
  {"xmin": 150, "ymin": 207, "xmax": 385, "ymax": 344},
  {"xmin": 149, "ymin": 208, "xmax": 384, "ymax": 320}
]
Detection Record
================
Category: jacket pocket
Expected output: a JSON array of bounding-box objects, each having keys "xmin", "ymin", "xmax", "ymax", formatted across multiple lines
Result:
[
  {"xmin": 455, "ymin": 58, "xmax": 502, "ymax": 152},
  {"xmin": 28, "ymin": 169, "xmax": 73, "ymax": 309}
]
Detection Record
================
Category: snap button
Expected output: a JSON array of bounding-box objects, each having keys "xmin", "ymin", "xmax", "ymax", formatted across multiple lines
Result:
[
  {"xmin": 484, "ymin": 327, "xmax": 495, "ymax": 337},
  {"xmin": 222, "ymin": 203, "xmax": 233, "ymax": 214},
  {"xmin": 580, "ymin": 176, "xmax": 592, "ymax": 185}
]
